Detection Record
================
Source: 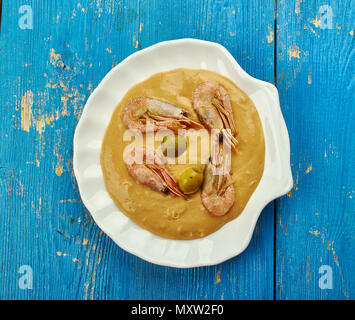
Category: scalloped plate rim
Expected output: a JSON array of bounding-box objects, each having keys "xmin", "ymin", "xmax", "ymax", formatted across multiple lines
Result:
[{"xmin": 73, "ymin": 39, "xmax": 293, "ymax": 268}]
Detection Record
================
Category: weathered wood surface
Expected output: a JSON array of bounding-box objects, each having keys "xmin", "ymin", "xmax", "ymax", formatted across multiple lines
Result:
[
  {"xmin": 275, "ymin": 0, "xmax": 354, "ymax": 299},
  {"xmin": 0, "ymin": 0, "xmax": 353, "ymax": 300},
  {"xmin": 0, "ymin": 0, "xmax": 275, "ymax": 300}
]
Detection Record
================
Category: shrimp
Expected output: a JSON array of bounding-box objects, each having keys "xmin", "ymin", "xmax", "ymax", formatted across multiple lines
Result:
[
  {"xmin": 122, "ymin": 97, "xmax": 203, "ymax": 133},
  {"xmin": 124, "ymin": 147, "xmax": 186, "ymax": 199},
  {"xmin": 193, "ymin": 81, "xmax": 238, "ymax": 149},
  {"xmin": 201, "ymin": 152, "xmax": 235, "ymax": 216}
]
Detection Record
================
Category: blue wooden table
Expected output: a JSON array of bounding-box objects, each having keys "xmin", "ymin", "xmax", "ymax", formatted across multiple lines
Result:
[{"xmin": 0, "ymin": 0, "xmax": 353, "ymax": 300}]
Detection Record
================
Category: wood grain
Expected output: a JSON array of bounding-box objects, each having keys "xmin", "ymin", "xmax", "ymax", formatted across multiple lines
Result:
[
  {"xmin": 0, "ymin": 0, "xmax": 275, "ymax": 299},
  {"xmin": 1, "ymin": 0, "xmax": 353, "ymax": 300},
  {"xmin": 275, "ymin": 0, "xmax": 354, "ymax": 299}
]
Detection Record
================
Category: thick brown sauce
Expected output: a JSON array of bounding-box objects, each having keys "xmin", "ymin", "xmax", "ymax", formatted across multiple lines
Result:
[{"xmin": 101, "ymin": 69, "xmax": 265, "ymax": 240}]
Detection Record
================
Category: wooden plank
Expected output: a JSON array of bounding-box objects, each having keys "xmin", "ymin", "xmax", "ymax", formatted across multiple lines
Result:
[
  {"xmin": 0, "ymin": 0, "xmax": 2, "ymax": 32},
  {"xmin": 275, "ymin": 0, "xmax": 354, "ymax": 299},
  {"xmin": 0, "ymin": 0, "xmax": 275, "ymax": 299}
]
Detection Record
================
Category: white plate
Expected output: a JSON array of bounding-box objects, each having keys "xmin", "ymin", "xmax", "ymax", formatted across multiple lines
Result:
[{"xmin": 73, "ymin": 39, "xmax": 293, "ymax": 268}]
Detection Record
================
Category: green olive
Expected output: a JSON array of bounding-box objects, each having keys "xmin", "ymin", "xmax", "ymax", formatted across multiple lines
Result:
[
  {"xmin": 161, "ymin": 134, "xmax": 186, "ymax": 157},
  {"xmin": 179, "ymin": 167, "xmax": 204, "ymax": 195}
]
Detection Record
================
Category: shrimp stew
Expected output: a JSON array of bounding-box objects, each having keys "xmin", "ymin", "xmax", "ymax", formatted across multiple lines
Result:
[{"xmin": 101, "ymin": 69, "xmax": 265, "ymax": 240}]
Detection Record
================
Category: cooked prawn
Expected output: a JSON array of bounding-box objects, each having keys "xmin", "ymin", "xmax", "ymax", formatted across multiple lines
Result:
[
  {"xmin": 122, "ymin": 97, "xmax": 202, "ymax": 133},
  {"xmin": 201, "ymin": 151, "xmax": 235, "ymax": 216},
  {"xmin": 193, "ymin": 81, "xmax": 238, "ymax": 149},
  {"xmin": 124, "ymin": 147, "xmax": 186, "ymax": 199}
]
